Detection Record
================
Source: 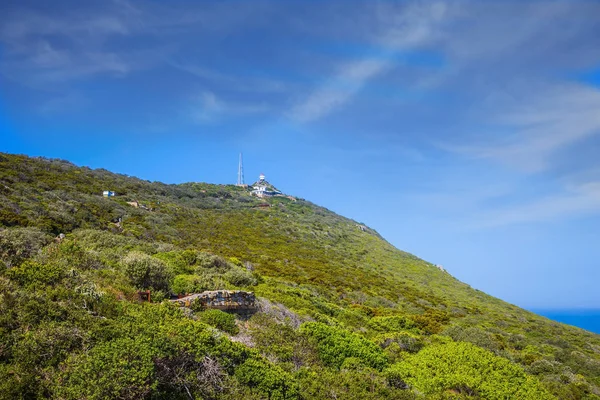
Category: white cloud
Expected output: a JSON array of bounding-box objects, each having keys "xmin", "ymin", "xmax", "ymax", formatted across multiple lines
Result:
[
  {"xmin": 0, "ymin": 7, "xmax": 132, "ymax": 86},
  {"xmin": 442, "ymin": 83, "xmax": 600, "ymax": 173},
  {"xmin": 473, "ymin": 181, "xmax": 600, "ymax": 228},
  {"xmin": 192, "ymin": 92, "xmax": 223, "ymax": 123},
  {"xmin": 1, "ymin": 11, "xmax": 129, "ymax": 41},
  {"xmin": 170, "ymin": 62, "xmax": 287, "ymax": 93},
  {"xmin": 287, "ymin": 2, "xmax": 448, "ymax": 123},
  {"xmin": 287, "ymin": 59, "xmax": 387, "ymax": 123},
  {"xmin": 191, "ymin": 91, "xmax": 270, "ymax": 123}
]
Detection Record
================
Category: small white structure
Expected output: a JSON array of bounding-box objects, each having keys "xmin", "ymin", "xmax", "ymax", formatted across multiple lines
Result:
[
  {"xmin": 252, "ymin": 181, "xmax": 268, "ymax": 198},
  {"xmin": 253, "ymin": 186, "xmax": 267, "ymax": 198},
  {"xmin": 251, "ymin": 173, "xmax": 281, "ymax": 198},
  {"xmin": 103, "ymin": 191, "xmax": 116, "ymax": 197}
]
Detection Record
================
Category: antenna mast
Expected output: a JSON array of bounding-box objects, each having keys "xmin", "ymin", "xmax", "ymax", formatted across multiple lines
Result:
[{"xmin": 237, "ymin": 153, "xmax": 245, "ymax": 186}]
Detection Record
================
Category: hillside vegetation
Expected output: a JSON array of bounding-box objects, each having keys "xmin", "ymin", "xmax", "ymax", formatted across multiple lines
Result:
[{"xmin": 1, "ymin": 152, "xmax": 599, "ymax": 399}]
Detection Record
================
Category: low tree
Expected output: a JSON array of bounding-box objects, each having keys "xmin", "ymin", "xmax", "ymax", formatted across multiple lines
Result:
[{"xmin": 121, "ymin": 251, "xmax": 171, "ymax": 292}]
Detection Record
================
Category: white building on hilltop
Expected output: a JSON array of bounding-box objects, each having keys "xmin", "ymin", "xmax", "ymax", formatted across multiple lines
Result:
[{"xmin": 251, "ymin": 173, "xmax": 282, "ymax": 198}]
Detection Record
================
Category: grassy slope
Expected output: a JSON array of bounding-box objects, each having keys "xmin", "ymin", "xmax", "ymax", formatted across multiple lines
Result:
[{"xmin": 1, "ymin": 152, "xmax": 599, "ymax": 399}]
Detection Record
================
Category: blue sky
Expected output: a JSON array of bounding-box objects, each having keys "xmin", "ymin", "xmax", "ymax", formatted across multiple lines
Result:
[{"xmin": 1, "ymin": 0, "xmax": 600, "ymax": 309}]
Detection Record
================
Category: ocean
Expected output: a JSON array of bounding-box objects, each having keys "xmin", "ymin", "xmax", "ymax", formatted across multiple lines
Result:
[{"xmin": 533, "ymin": 310, "xmax": 600, "ymax": 335}]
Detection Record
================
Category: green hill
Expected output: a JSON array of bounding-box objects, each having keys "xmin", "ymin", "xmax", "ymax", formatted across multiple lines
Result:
[{"xmin": 0, "ymin": 152, "xmax": 599, "ymax": 399}]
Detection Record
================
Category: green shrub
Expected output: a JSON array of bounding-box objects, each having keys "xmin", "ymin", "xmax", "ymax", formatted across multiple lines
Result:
[
  {"xmin": 296, "ymin": 367, "xmax": 416, "ymax": 400},
  {"xmin": 39, "ymin": 240, "xmax": 102, "ymax": 271},
  {"xmin": 411, "ymin": 309, "xmax": 450, "ymax": 334},
  {"xmin": 52, "ymin": 337, "xmax": 158, "ymax": 400},
  {"xmin": 198, "ymin": 309, "xmax": 239, "ymax": 335},
  {"xmin": 443, "ymin": 325, "xmax": 504, "ymax": 354},
  {"xmin": 121, "ymin": 251, "xmax": 171, "ymax": 292},
  {"xmin": 154, "ymin": 250, "xmax": 197, "ymax": 275},
  {"xmin": 196, "ymin": 253, "xmax": 232, "ymax": 270},
  {"xmin": 0, "ymin": 207, "xmax": 29, "ymax": 227},
  {"xmin": 224, "ymin": 267, "xmax": 258, "ymax": 287},
  {"xmin": 11, "ymin": 322, "xmax": 85, "ymax": 367},
  {"xmin": 247, "ymin": 313, "xmax": 318, "ymax": 367},
  {"xmin": 8, "ymin": 260, "xmax": 65, "ymax": 287},
  {"xmin": 377, "ymin": 332, "xmax": 424, "ymax": 356},
  {"xmin": 0, "ymin": 364, "xmax": 39, "ymax": 399},
  {"xmin": 171, "ymin": 274, "xmax": 204, "ymax": 294},
  {"xmin": 235, "ymin": 357, "xmax": 299, "ymax": 399},
  {"xmin": 0, "ymin": 227, "xmax": 51, "ymax": 267},
  {"xmin": 299, "ymin": 322, "xmax": 388, "ymax": 370},
  {"xmin": 385, "ymin": 341, "xmax": 554, "ymax": 399},
  {"xmin": 527, "ymin": 359, "xmax": 562, "ymax": 375},
  {"xmin": 368, "ymin": 315, "xmax": 418, "ymax": 333}
]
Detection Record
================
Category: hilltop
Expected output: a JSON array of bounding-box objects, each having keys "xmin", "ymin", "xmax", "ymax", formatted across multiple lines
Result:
[{"xmin": 0, "ymin": 152, "xmax": 599, "ymax": 399}]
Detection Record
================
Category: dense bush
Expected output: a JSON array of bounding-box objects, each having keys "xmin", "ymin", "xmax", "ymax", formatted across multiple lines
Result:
[
  {"xmin": 299, "ymin": 322, "xmax": 388, "ymax": 370},
  {"xmin": 247, "ymin": 312, "xmax": 318, "ymax": 368},
  {"xmin": 171, "ymin": 273, "xmax": 207, "ymax": 294},
  {"xmin": 296, "ymin": 366, "xmax": 416, "ymax": 400},
  {"xmin": 376, "ymin": 332, "xmax": 424, "ymax": 362},
  {"xmin": 0, "ymin": 227, "xmax": 51, "ymax": 267},
  {"xmin": 235, "ymin": 357, "xmax": 299, "ymax": 399},
  {"xmin": 443, "ymin": 325, "xmax": 504, "ymax": 354},
  {"xmin": 121, "ymin": 251, "xmax": 171, "ymax": 292},
  {"xmin": 224, "ymin": 267, "xmax": 258, "ymax": 287},
  {"xmin": 411, "ymin": 309, "xmax": 450, "ymax": 335},
  {"xmin": 385, "ymin": 341, "xmax": 554, "ymax": 399},
  {"xmin": 198, "ymin": 309, "xmax": 239, "ymax": 335},
  {"xmin": 368, "ymin": 315, "xmax": 419, "ymax": 333},
  {"xmin": 7, "ymin": 260, "xmax": 65, "ymax": 287},
  {"xmin": 52, "ymin": 337, "xmax": 158, "ymax": 400}
]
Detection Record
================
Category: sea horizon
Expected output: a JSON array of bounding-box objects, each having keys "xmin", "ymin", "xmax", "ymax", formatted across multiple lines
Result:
[{"xmin": 531, "ymin": 309, "xmax": 600, "ymax": 335}]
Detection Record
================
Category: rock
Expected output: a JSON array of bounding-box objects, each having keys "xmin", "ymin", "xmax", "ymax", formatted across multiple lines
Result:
[{"xmin": 171, "ymin": 290, "xmax": 257, "ymax": 313}]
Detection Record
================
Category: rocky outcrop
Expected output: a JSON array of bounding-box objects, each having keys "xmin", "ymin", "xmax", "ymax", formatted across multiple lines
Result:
[{"xmin": 171, "ymin": 290, "xmax": 257, "ymax": 312}]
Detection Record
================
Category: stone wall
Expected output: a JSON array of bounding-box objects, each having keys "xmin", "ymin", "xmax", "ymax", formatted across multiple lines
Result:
[{"xmin": 171, "ymin": 290, "xmax": 257, "ymax": 312}]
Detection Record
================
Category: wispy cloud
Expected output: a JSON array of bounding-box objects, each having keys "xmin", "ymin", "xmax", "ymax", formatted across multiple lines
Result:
[
  {"xmin": 1, "ymin": 12, "xmax": 129, "ymax": 40},
  {"xmin": 442, "ymin": 83, "xmax": 600, "ymax": 173},
  {"xmin": 473, "ymin": 181, "xmax": 600, "ymax": 228},
  {"xmin": 191, "ymin": 91, "xmax": 270, "ymax": 123},
  {"xmin": 0, "ymin": 0, "xmax": 275, "ymax": 94},
  {"xmin": 170, "ymin": 62, "xmax": 287, "ymax": 93},
  {"xmin": 0, "ymin": 6, "xmax": 132, "ymax": 85},
  {"xmin": 287, "ymin": 2, "xmax": 448, "ymax": 123}
]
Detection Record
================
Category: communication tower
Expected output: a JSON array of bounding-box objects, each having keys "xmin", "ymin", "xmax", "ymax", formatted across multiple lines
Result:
[{"xmin": 237, "ymin": 153, "xmax": 245, "ymax": 186}]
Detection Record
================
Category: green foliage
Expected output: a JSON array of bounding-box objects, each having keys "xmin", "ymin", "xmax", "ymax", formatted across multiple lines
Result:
[
  {"xmin": 12, "ymin": 321, "xmax": 85, "ymax": 368},
  {"xmin": 8, "ymin": 260, "xmax": 65, "ymax": 287},
  {"xmin": 443, "ymin": 325, "xmax": 504, "ymax": 354},
  {"xmin": 171, "ymin": 273, "xmax": 206, "ymax": 294},
  {"xmin": 199, "ymin": 309, "xmax": 239, "ymax": 335},
  {"xmin": 121, "ymin": 251, "xmax": 171, "ymax": 292},
  {"xmin": 376, "ymin": 332, "xmax": 424, "ymax": 364},
  {"xmin": 300, "ymin": 322, "xmax": 388, "ymax": 370},
  {"xmin": 224, "ymin": 267, "xmax": 258, "ymax": 287},
  {"xmin": 235, "ymin": 357, "xmax": 299, "ymax": 399},
  {"xmin": 247, "ymin": 312, "xmax": 318, "ymax": 369},
  {"xmin": 0, "ymin": 227, "xmax": 51, "ymax": 267},
  {"xmin": 53, "ymin": 337, "xmax": 158, "ymax": 400},
  {"xmin": 368, "ymin": 315, "xmax": 419, "ymax": 333},
  {"xmin": 411, "ymin": 309, "xmax": 450, "ymax": 334},
  {"xmin": 385, "ymin": 341, "xmax": 555, "ymax": 399},
  {"xmin": 296, "ymin": 366, "xmax": 416, "ymax": 400}
]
